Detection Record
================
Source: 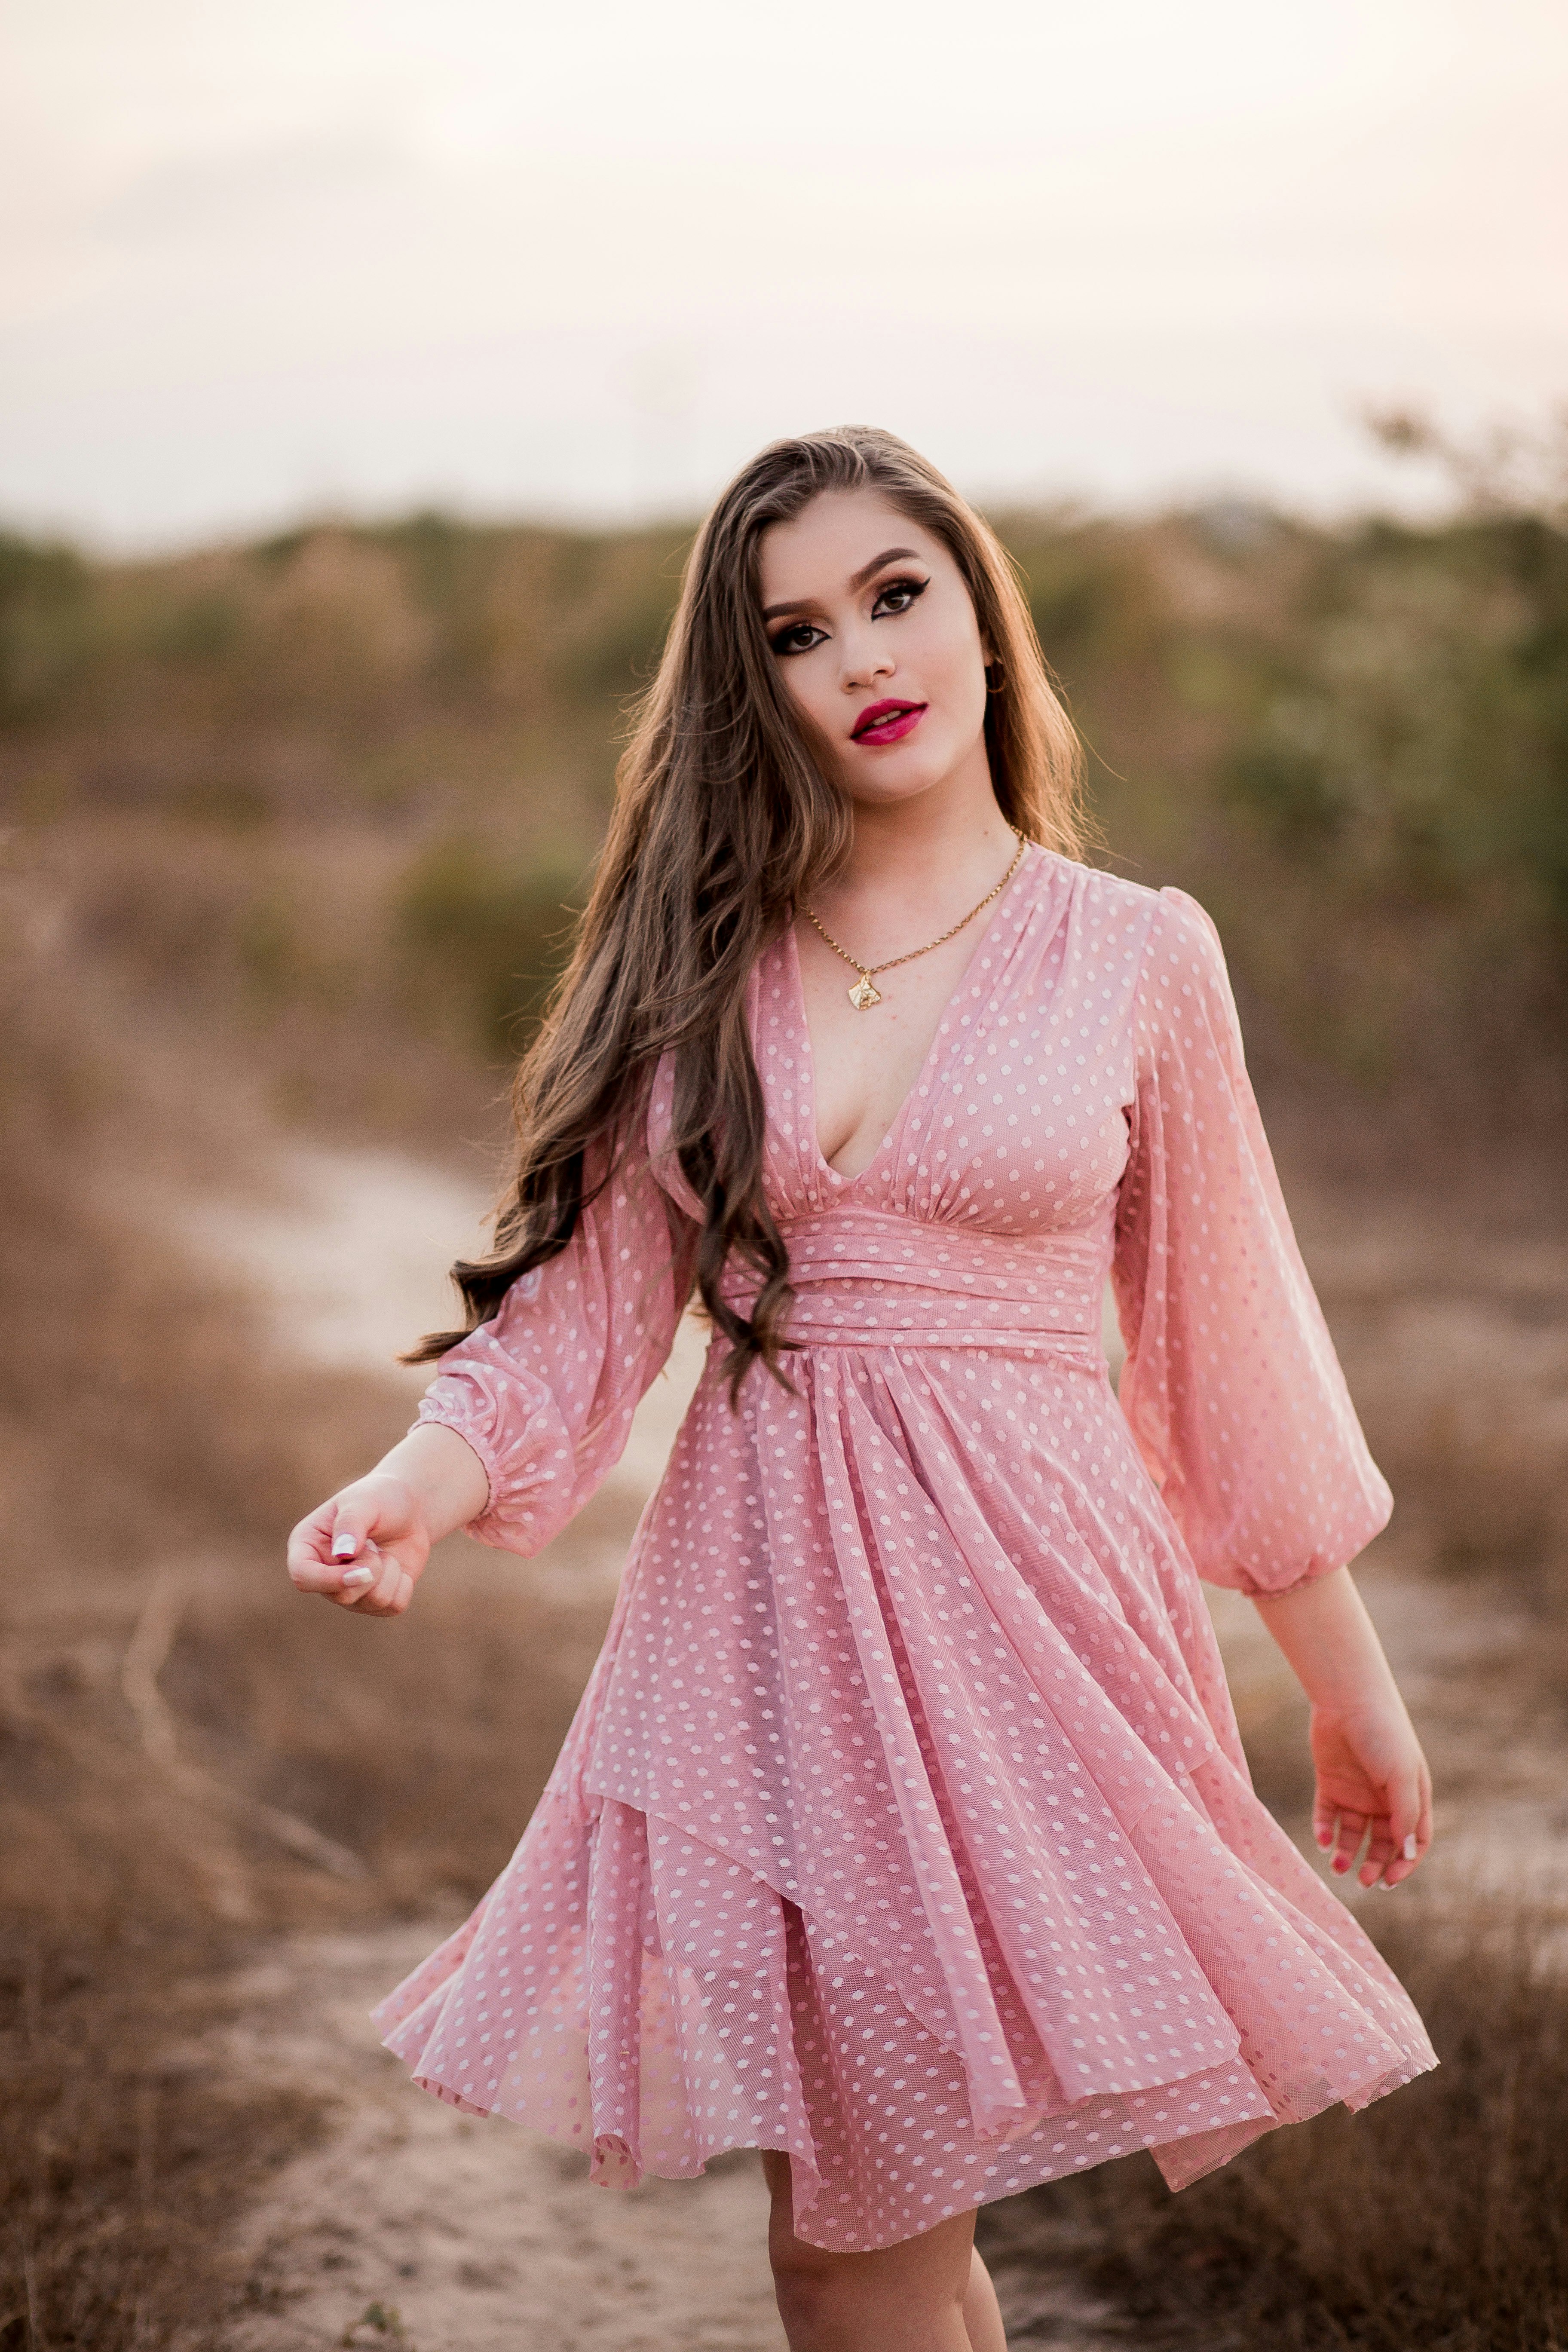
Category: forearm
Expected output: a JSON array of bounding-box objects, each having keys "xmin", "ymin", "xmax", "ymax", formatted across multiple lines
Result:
[
  {"xmin": 363, "ymin": 1421, "xmax": 490, "ymax": 1545},
  {"xmin": 1251, "ymin": 1564, "xmax": 1406, "ymax": 1717}
]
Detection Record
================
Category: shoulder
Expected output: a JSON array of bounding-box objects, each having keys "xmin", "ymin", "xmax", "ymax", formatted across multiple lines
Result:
[
  {"xmin": 1041, "ymin": 859, "xmax": 1238, "ymax": 1050},
  {"xmin": 1035, "ymin": 852, "xmax": 1224, "ymax": 973},
  {"xmin": 1127, "ymin": 887, "xmax": 1243, "ymax": 1069}
]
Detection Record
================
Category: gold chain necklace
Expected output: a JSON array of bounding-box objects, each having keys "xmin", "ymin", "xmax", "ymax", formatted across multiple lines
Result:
[{"xmin": 802, "ymin": 829, "xmax": 1028, "ymax": 1010}]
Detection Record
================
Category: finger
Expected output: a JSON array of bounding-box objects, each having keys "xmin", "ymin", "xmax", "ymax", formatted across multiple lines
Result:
[
  {"xmin": 1313, "ymin": 1793, "xmax": 1336, "ymax": 1854},
  {"xmin": 287, "ymin": 1501, "xmax": 358, "ymax": 1594},
  {"xmin": 331, "ymin": 1540, "xmax": 385, "ymax": 1607},
  {"xmin": 318, "ymin": 1501, "xmax": 380, "ymax": 1599},
  {"xmin": 335, "ymin": 1543, "xmax": 410, "ymax": 1616},
  {"xmin": 1331, "ymin": 1807, "xmax": 1369, "ymax": 1878},
  {"xmin": 1378, "ymin": 1769, "xmax": 1429, "ymax": 1889},
  {"xmin": 343, "ymin": 1562, "xmax": 413, "ymax": 1618},
  {"xmin": 328, "ymin": 1501, "xmax": 376, "ymax": 1569},
  {"xmin": 1359, "ymin": 1820, "xmax": 1396, "ymax": 1888},
  {"xmin": 356, "ymin": 1566, "xmax": 415, "ymax": 1619}
]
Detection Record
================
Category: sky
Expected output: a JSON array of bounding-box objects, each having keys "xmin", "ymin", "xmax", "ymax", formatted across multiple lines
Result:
[{"xmin": 2, "ymin": 0, "xmax": 1565, "ymax": 549}]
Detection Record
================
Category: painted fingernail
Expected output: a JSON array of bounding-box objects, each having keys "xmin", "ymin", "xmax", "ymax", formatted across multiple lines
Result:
[
  {"xmin": 1403, "ymin": 1834, "xmax": 1418, "ymax": 1862},
  {"xmin": 341, "ymin": 1566, "xmax": 374, "ymax": 1588},
  {"xmin": 331, "ymin": 1533, "xmax": 358, "ymax": 1560}
]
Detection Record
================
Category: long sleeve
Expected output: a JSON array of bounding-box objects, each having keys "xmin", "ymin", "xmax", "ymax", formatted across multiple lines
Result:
[
  {"xmin": 1111, "ymin": 887, "xmax": 1391, "ymax": 1596},
  {"xmin": 414, "ymin": 1133, "xmax": 698, "ymax": 1556}
]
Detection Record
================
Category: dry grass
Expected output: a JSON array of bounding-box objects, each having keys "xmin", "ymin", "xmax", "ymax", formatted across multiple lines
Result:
[
  {"xmin": 0, "ymin": 922, "xmax": 614, "ymax": 2347},
  {"xmin": 0, "ymin": 1932, "xmax": 330, "ymax": 2351},
  {"xmin": 979, "ymin": 1902, "xmax": 1568, "ymax": 2352}
]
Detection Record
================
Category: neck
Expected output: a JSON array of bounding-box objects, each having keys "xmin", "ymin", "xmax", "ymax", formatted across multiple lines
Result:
[{"xmin": 819, "ymin": 747, "xmax": 1013, "ymax": 914}]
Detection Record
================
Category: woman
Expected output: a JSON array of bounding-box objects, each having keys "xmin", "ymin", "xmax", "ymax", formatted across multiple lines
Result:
[{"xmin": 288, "ymin": 426, "xmax": 1436, "ymax": 2352}]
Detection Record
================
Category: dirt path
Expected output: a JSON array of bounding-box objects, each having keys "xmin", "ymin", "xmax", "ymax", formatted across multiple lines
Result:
[
  {"xmin": 211, "ymin": 1924, "xmax": 785, "ymax": 2352},
  {"xmin": 180, "ymin": 1145, "xmax": 1567, "ymax": 2352}
]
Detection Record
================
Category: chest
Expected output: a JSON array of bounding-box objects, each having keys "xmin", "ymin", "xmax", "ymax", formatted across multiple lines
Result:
[
  {"xmin": 795, "ymin": 916, "xmax": 994, "ymax": 1180},
  {"xmin": 751, "ymin": 895, "xmax": 1139, "ymax": 1236}
]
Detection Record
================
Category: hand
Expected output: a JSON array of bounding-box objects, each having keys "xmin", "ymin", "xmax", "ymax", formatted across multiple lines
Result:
[
  {"xmin": 285, "ymin": 1424, "xmax": 488, "ymax": 1620},
  {"xmin": 286, "ymin": 1473, "xmax": 433, "ymax": 1618},
  {"xmin": 1309, "ymin": 1700, "xmax": 1433, "ymax": 1890}
]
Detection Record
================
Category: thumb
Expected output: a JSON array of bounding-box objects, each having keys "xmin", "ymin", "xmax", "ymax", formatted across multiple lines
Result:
[
  {"xmin": 328, "ymin": 1501, "xmax": 378, "ymax": 1587},
  {"xmin": 1386, "ymin": 1767, "xmax": 1425, "ymax": 1869}
]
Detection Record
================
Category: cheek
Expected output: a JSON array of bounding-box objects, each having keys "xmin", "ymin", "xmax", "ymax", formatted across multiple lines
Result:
[
  {"xmin": 779, "ymin": 662, "xmax": 851, "ymax": 773},
  {"xmin": 781, "ymin": 662, "xmax": 838, "ymax": 742},
  {"xmin": 926, "ymin": 620, "xmax": 988, "ymax": 735}
]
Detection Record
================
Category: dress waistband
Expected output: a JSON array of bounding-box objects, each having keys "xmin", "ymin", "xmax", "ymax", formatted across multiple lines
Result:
[{"xmin": 722, "ymin": 1205, "xmax": 1108, "ymax": 1359}]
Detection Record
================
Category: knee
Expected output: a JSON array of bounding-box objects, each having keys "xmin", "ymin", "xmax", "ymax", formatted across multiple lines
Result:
[{"xmin": 769, "ymin": 2231, "xmax": 845, "ymax": 2345}]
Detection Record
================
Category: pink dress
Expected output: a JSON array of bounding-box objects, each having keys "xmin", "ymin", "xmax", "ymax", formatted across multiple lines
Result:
[{"xmin": 372, "ymin": 848, "xmax": 1436, "ymax": 2251}]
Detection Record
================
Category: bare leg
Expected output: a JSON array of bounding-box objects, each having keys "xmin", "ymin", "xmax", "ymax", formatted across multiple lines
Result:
[
  {"xmin": 762, "ymin": 2153, "xmax": 1008, "ymax": 2352},
  {"xmin": 964, "ymin": 2244, "xmax": 1008, "ymax": 2352}
]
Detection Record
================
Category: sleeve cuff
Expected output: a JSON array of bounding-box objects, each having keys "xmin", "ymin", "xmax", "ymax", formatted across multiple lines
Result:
[{"xmin": 411, "ymin": 1401, "xmax": 497, "ymax": 1531}]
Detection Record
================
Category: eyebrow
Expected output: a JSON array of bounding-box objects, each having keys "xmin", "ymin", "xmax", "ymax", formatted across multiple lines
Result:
[{"xmin": 761, "ymin": 546, "xmax": 922, "ymax": 622}]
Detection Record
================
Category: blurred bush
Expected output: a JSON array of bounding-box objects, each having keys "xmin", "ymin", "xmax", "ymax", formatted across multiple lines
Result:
[
  {"xmin": 397, "ymin": 838, "xmax": 588, "ymax": 1053},
  {"xmin": 1002, "ymin": 459, "xmax": 1568, "ymax": 1128},
  {"xmin": 0, "ymin": 433, "xmax": 1563, "ymax": 1154},
  {"xmin": 0, "ymin": 529, "xmax": 92, "ymax": 723}
]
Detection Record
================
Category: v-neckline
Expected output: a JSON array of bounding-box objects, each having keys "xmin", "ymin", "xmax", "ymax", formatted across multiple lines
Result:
[{"xmin": 787, "ymin": 842, "xmax": 1040, "ymax": 1191}]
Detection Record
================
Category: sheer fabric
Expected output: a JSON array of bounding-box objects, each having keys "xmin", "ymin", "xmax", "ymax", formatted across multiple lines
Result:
[{"xmin": 373, "ymin": 849, "xmax": 1434, "ymax": 2251}]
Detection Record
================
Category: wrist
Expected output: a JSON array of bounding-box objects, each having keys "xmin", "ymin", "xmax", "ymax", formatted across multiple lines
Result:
[
  {"xmin": 371, "ymin": 1424, "xmax": 490, "ymax": 1546},
  {"xmin": 1253, "ymin": 1565, "xmax": 1406, "ymax": 1714},
  {"xmin": 1310, "ymin": 1680, "xmax": 1410, "ymax": 1734}
]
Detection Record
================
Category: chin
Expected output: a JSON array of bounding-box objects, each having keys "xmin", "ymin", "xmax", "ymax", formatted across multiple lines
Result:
[{"xmin": 838, "ymin": 750, "xmax": 953, "ymax": 807}]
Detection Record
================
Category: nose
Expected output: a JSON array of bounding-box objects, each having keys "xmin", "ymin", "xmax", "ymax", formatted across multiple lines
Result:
[{"xmin": 840, "ymin": 622, "xmax": 893, "ymax": 694}]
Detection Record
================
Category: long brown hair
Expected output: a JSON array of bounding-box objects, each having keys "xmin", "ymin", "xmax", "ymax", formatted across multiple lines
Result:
[{"xmin": 407, "ymin": 425, "xmax": 1087, "ymax": 1394}]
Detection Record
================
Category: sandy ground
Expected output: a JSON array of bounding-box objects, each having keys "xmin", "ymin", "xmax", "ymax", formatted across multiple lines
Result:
[
  {"xmin": 169, "ymin": 1143, "xmax": 1567, "ymax": 2352},
  {"xmin": 212, "ymin": 1923, "xmax": 787, "ymax": 2352}
]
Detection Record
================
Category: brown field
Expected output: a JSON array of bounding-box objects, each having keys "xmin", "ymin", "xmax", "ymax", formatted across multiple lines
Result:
[{"xmin": 1, "ymin": 487, "xmax": 1565, "ymax": 2348}]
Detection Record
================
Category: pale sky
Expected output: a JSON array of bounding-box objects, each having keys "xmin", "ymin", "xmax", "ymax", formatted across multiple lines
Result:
[{"xmin": 3, "ymin": 0, "xmax": 1565, "ymax": 548}]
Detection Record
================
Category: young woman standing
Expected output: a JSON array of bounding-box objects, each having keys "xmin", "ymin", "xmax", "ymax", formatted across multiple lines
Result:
[{"xmin": 287, "ymin": 427, "xmax": 1436, "ymax": 2352}]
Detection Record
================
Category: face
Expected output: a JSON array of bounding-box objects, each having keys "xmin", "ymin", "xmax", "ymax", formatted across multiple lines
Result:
[{"xmin": 756, "ymin": 487, "xmax": 991, "ymax": 808}]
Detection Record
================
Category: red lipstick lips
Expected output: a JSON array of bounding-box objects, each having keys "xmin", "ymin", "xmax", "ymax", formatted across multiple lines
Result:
[{"xmin": 852, "ymin": 698, "xmax": 927, "ymax": 746}]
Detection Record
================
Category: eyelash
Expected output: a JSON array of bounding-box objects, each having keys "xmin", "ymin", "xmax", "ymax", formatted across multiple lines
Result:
[{"xmin": 768, "ymin": 574, "xmax": 929, "ymax": 657}]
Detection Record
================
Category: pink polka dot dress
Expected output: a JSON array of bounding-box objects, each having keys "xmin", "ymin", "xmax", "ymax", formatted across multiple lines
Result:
[{"xmin": 372, "ymin": 848, "xmax": 1436, "ymax": 2250}]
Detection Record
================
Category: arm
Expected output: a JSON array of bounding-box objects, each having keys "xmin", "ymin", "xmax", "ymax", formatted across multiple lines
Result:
[
  {"xmin": 1112, "ymin": 889, "xmax": 1431, "ymax": 1886},
  {"xmin": 1253, "ymin": 1567, "xmax": 1432, "ymax": 1889},
  {"xmin": 285, "ymin": 1126, "xmax": 697, "ymax": 1619},
  {"xmin": 1112, "ymin": 888, "xmax": 1394, "ymax": 1596}
]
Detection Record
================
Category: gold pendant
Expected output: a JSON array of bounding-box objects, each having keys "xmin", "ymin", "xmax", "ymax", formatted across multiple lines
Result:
[{"xmin": 848, "ymin": 975, "xmax": 882, "ymax": 1010}]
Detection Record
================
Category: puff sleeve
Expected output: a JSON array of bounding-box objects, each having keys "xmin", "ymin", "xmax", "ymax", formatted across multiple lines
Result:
[
  {"xmin": 413, "ymin": 1129, "xmax": 698, "ymax": 1556},
  {"xmin": 1111, "ymin": 887, "xmax": 1392, "ymax": 1596}
]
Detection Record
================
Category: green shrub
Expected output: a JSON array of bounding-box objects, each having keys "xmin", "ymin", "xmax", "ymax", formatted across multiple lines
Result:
[
  {"xmin": 0, "ymin": 530, "xmax": 93, "ymax": 722},
  {"xmin": 398, "ymin": 837, "xmax": 588, "ymax": 1051}
]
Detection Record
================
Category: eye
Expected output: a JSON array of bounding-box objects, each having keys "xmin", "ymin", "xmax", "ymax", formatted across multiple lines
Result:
[
  {"xmin": 769, "ymin": 620, "xmax": 827, "ymax": 657},
  {"xmin": 872, "ymin": 575, "xmax": 928, "ymax": 618}
]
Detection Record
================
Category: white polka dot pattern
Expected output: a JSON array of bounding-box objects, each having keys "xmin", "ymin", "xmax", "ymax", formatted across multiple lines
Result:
[{"xmin": 375, "ymin": 849, "xmax": 1434, "ymax": 2252}]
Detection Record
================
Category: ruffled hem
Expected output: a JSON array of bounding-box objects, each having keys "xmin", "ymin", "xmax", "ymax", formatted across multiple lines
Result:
[{"xmin": 372, "ymin": 1790, "xmax": 1437, "ymax": 2253}]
